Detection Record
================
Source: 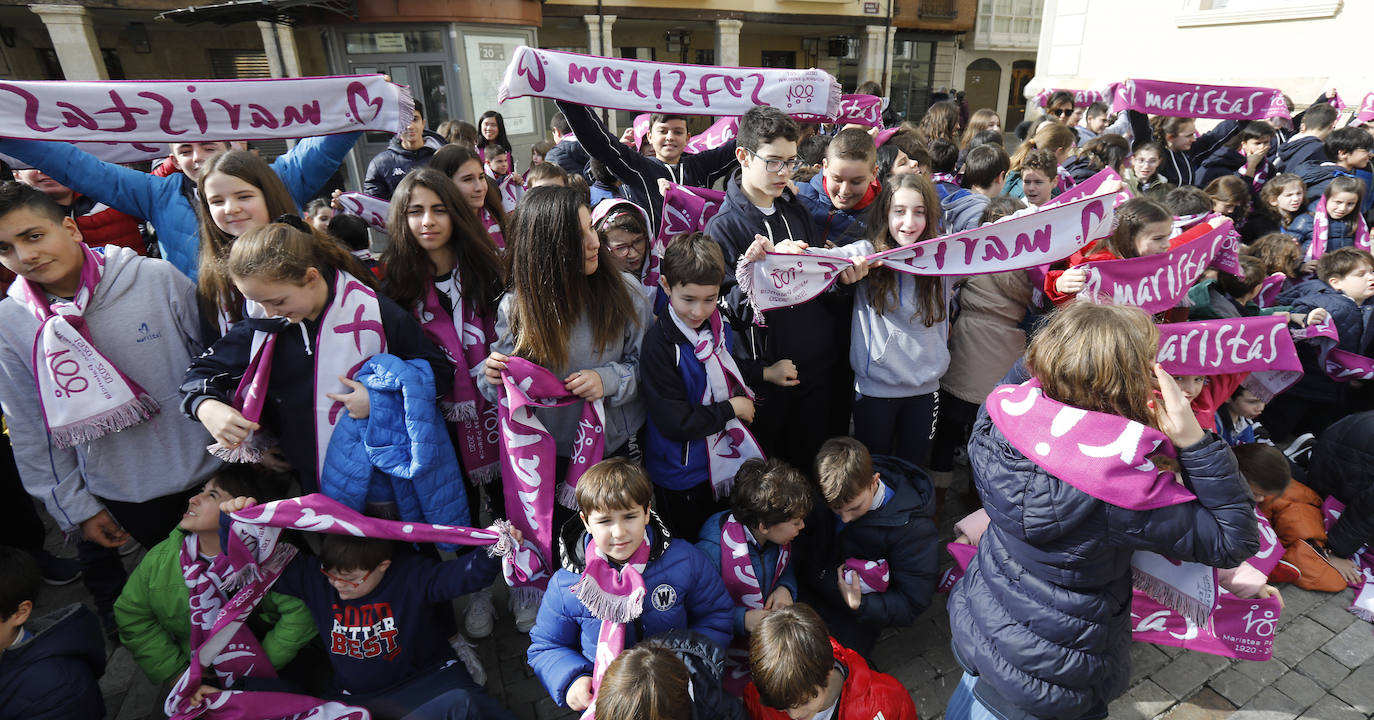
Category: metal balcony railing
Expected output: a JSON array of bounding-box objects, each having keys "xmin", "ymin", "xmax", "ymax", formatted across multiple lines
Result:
[{"xmin": 919, "ymin": 0, "xmax": 960, "ymax": 19}]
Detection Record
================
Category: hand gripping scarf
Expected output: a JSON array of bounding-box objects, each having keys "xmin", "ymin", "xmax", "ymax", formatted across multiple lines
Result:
[
  {"xmin": 667, "ymin": 307, "xmax": 765, "ymax": 499},
  {"xmin": 7, "ymin": 244, "xmax": 159, "ymax": 447},
  {"xmin": 1293, "ymin": 318, "xmax": 1374, "ymax": 382},
  {"xmin": 206, "ymin": 271, "xmax": 385, "ymax": 486},
  {"xmin": 419, "ymin": 278, "xmax": 500, "ymax": 484},
  {"xmin": 571, "ymin": 532, "xmax": 650, "ymax": 720},
  {"xmin": 497, "ymin": 357, "xmax": 607, "ymax": 601},
  {"xmin": 1320, "ymin": 497, "xmax": 1374, "ymax": 622}
]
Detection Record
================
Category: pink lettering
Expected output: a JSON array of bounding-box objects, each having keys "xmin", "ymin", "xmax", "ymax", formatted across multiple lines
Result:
[
  {"xmin": 138, "ymin": 91, "xmax": 187, "ymax": 136},
  {"xmin": 0, "ymin": 83, "xmax": 57, "ymax": 132},
  {"xmin": 56, "ymin": 102, "xmax": 98, "ymax": 131},
  {"xmin": 567, "ymin": 63, "xmax": 600, "ymax": 85},
  {"xmin": 93, "ymin": 90, "xmax": 147, "ymax": 132},
  {"xmin": 281, "ymin": 101, "xmax": 321, "ymax": 127},
  {"xmin": 210, "ymin": 98, "xmax": 242, "ymax": 129}
]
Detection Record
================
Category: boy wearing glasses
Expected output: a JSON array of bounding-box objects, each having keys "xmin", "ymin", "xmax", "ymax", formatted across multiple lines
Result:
[
  {"xmin": 213, "ymin": 495, "xmax": 515, "ymax": 719},
  {"xmin": 706, "ymin": 106, "xmax": 868, "ymax": 472}
]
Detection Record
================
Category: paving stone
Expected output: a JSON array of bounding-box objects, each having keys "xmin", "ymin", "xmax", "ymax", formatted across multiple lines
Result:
[
  {"xmin": 1296, "ymin": 694, "xmax": 1366, "ymax": 720},
  {"xmin": 888, "ymin": 653, "xmax": 938, "ymax": 693},
  {"xmin": 1269, "ymin": 617, "xmax": 1333, "ymax": 667},
  {"xmin": 1162, "ymin": 687, "xmax": 1235, "ymax": 720},
  {"xmin": 920, "ymin": 640, "xmax": 961, "ymax": 675},
  {"xmin": 1132, "ymin": 643, "xmax": 1173, "ymax": 685},
  {"xmin": 1230, "ymin": 685, "xmax": 1302, "ymax": 720},
  {"xmin": 1272, "ymin": 670, "xmax": 1325, "ymax": 712},
  {"xmin": 1273, "ymin": 587, "xmax": 1324, "ymax": 622},
  {"xmin": 1231, "ymin": 656, "xmax": 1288, "ymax": 687},
  {"xmin": 1329, "ymin": 664, "xmax": 1374, "ymax": 715},
  {"xmin": 1293, "ymin": 649, "xmax": 1352, "ymax": 690},
  {"xmin": 1108, "ymin": 679, "xmax": 1175, "ymax": 720},
  {"xmin": 1208, "ymin": 667, "xmax": 1265, "ymax": 707},
  {"xmin": 1305, "ymin": 592, "xmax": 1357, "ymax": 633},
  {"xmin": 909, "ymin": 671, "xmax": 960, "ymax": 718},
  {"xmin": 1319, "ymin": 622, "xmax": 1374, "ymax": 669},
  {"xmin": 1152, "ymin": 650, "xmax": 1233, "ymax": 699}
]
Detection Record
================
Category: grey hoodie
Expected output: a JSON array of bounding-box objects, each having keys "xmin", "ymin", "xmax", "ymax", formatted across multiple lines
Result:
[
  {"xmin": 479, "ymin": 272, "xmax": 651, "ymax": 455},
  {"xmin": 0, "ymin": 246, "xmax": 217, "ymax": 531},
  {"xmin": 851, "ymin": 273, "xmax": 953, "ymax": 398}
]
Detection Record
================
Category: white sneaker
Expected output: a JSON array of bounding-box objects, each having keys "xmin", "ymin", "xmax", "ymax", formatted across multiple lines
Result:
[
  {"xmin": 449, "ymin": 632, "xmax": 486, "ymax": 686},
  {"xmin": 464, "ymin": 587, "xmax": 495, "ymax": 639},
  {"xmin": 511, "ymin": 590, "xmax": 540, "ymax": 633}
]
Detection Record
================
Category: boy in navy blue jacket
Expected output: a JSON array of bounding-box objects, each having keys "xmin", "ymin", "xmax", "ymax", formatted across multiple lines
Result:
[
  {"xmin": 642, "ymin": 232, "xmax": 759, "ymax": 540},
  {"xmin": 696, "ymin": 458, "xmax": 811, "ymax": 638},
  {"xmin": 217, "ymin": 497, "xmax": 513, "ymax": 720},
  {"xmin": 1296, "ymin": 127, "xmax": 1373, "ymax": 206},
  {"xmin": 526, "ymin": 458, "xmax": 733, "ymax": 713},
  {"xmin": 793, "ymin": 437, "xmax": 939, "ymax": 661},
  {"xmin": 707, "ymin": 106, "xmax": 870, "ymax": 472},
  {"xmin": 1261, "ymin": 247, "xmax": 1374, "ymax": 442}
]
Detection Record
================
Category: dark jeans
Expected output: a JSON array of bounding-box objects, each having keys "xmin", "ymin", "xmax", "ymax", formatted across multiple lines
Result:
[
  {"xmin": 853, "ymin": 392, "xmax": 939, "ymax": 468},
  {"xmin": 653, "ymin": 480, "xmax": 723, "ymax": 543},
  {"xmin": 751, "ymin": 376, "xmax": 835, "ymax": 478},
  {"xmin": 99, "ymin": 488, "xmax": 198, "ymax": 550},
  {"xmin": 344, "ymin": 662, "xmax": 515, "ymax": 720},
  {"xmin": 930, "ymin": 394, "xmax": 980, "ymax": 473}
]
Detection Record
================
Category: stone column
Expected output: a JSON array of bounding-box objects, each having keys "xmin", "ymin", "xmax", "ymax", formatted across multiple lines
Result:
[
  {"xmin": 583, "ymin": 14, "xmax": 616, "ymax": 57},
  {"xmin": 258, "ymin": 21, "xmax": 302, "ymax": 78},
  {"xmin": 715, "ymin": 18, "xmax": 742, "ymax": 67},
  {"xmin": 29, "ymin": 4, "xmax": 106, "ymax": 80},
  {"xmin": 858, "ymin": 25, "xmax": 896, "ymax": 91}
]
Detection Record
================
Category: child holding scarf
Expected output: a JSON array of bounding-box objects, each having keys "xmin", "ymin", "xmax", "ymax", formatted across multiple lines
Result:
[
  {"xmin": 180, "ymin": 222, "xmax": 450, "ymax": 494},
  {"xmin": 525, "ymin": 458, "xmax": 733, "ymax": 713},
  {"xmin": 944, "ymin": 303, "xmax": 1259, "ymax": 720},
  {"xmin": 1289, "ymin": 176, "xmax": 1369, "ymax": 260},
  {"xmin": 0, "ymin": 182, "xmax": 218, "ymax": 551}
]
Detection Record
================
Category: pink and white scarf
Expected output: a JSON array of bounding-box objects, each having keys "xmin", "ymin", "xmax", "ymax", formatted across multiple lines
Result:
[
  {"xmin": 986, "ymin": 378, "xmax": 1220, "ymax": 623},
  {"xmin": 572, "ymin": 532, "xmax": 651, "ymax": 720},
  {"xmin": 479, "ymin": 206, "xmax": 505, "ymax": 251},
  {"xmin": 656, "ymin": 183, "xmax": 726, "ymax": 251},
  {"xmin": 335, "ymin": 192, "xmax": 389, "ymax": 233},
  {"xmin": 1156, "ymin": 315, "xmax": 1304, "ymax": 402},
  {"xmin": 8, "ymin": 244, "xmax": 159, "ymax": 448},
  {"xmin": 842, "ymin": 559, "xmax": 890, "ymax": 594},
  {"xmin": 485, "ymin": 165, "xmax": 525, "ymax": 213},
  {"xmin": 668, "ymin": 308, "xmax": 764, "ymax": 499},
  {"xmin": 1304, "ymin": 193, "xmax": 1371, "ymax": 261},
  {"xmin": 835, "ymin": 94, "xmax": 885, "ymax": 128},
  {"xmin": 739, "ymin": 191, "xmax": 1118, "ymax": 315},
  {"xmin": 1256, "ymin": 272, "xmax": 1287, "ymax": 309},
  {"xmin": 419, "ymin": 278, "xmax": 500, "ymax": 484},
  {"xmin": 683, "ymin": 116, "xmax": 740, "ymax": 153},
  {"xmin": 718, "ymin": 514, "xmax": 789, "ymax": 695},
  {"xmin": 1078, "ymin": 218, "xmax": 1234, "ymax": 315},
  {"xmin": 1033, "ymin": 88, "xmax": 1106, "ymax": 108},
  {"xmin": 1293, "ymin": 317, "xmax": 1374, "ymax": 382},
  {"xmin": 208, "ymin": 271, "xmax": 385, "ymax": 486},
  {"xmin": 497, "ymin": 357, "xmax": 607, "ymax": 597},
  {"xmin": 1109, "ymin": 79, "xmax": 1289, "ymax": 121},
  {"xmin": 1355, "ymin": 92, "xmax": 1374, "ymax": 126},
  {"xmin": 0, "ymin": 75, "xmax": 412, "ymax": 142},
  {"xmin": 499, "ymin": 47, "xmax": 841, "ymax": 120}
]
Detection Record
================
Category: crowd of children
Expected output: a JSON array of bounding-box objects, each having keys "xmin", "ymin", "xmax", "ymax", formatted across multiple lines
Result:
[{"xmin": 0, "ymin": 70, "xmax": 1372, "ymax": 720}]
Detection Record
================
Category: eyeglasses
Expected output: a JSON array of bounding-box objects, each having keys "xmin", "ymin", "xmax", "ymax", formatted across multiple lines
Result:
[
  {"xmin": 1050, "ymin": 107, "xmax": 1074, "ymax": 118},
  {"xmin": 745, "ymin": 148, "xmax": 802, "ymax": 174},
  {"xmin": 320, "ymin": 567, "xmax": 375, "ymax": 589},
  {"xmin": 607, "ymin": 236, "xmax": 647, "ymax": 257}
]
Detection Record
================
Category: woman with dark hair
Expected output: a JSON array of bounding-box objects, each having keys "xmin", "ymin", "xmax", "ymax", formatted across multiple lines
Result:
[
  {"xmin": 432, "ymin": 144, "xmax": 509, "ymax": 250},
  {"xmin": 477, "ymin": 111, "xmax": 514, "ymax": 169}
]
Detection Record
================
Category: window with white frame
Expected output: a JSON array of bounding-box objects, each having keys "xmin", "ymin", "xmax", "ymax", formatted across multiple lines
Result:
[
  {"xmin": 975, "ymin": 0, "xmax": 1043, "ymax": 50},
  {"xmin": 1176, "ymin": 0, "xmax": 1343, "ymax": 27}
]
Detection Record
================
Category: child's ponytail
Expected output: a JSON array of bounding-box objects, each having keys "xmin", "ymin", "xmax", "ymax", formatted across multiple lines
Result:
[{"xmin": 228, "ymin": 222, "xmax": 377, "ymax": 289}]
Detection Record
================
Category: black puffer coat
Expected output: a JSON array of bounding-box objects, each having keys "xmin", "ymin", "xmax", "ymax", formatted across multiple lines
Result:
[
  {"xmin": 1306, "ymin": 410, "xmax": 1374, "ymax": 559},
  {"xmin": 948, "ymin": 408, "xmax": 1259, "ymax": 720}
]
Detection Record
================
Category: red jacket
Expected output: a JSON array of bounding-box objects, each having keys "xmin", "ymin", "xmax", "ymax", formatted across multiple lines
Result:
[
  {"xmin": 745, "ymin": 638, "xmax": 918, "ymax": 720},
  {"xmin": 70, "ymin": 196, "xmax": 147, "ymax": 255}
]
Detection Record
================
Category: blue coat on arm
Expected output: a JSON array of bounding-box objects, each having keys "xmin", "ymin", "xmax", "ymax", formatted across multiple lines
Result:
[
  {"xmin": 321, "ymin": 354, "xmax": 470, "ymax": 543},
  {"xmin": 949, "ymin": 406, "xmax": 1259, "ymax": 720},
  {"xmin": 0, "ymin": 133, "xmax": 360, "ymax": 281},
  {"xmin": 526, "ymin": 515, "xmax": 734, "ymax": 707},
  {"xmin": 696, "ymin": 510, "xmax": 799, "ymax": 637}
]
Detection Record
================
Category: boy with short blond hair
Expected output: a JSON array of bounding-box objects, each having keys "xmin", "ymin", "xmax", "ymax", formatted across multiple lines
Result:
[
  {"xmin": 794, "ymin": 437, "xmax": 939, "ymax": 659},
  {"xmin": 527, "ymin": 457, "xmax": 734, "ymax": 712},
  {"xmin": 744, "ymin": 603, "xmax": 916, "ymax": 720}
]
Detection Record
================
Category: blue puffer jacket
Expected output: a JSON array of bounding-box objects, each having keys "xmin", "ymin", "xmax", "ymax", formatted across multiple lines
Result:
[
  {"xmin": 949, "ymin": 408, "xmax": 1259, "ymax": 720},
  {"xmin": 527, "ymin": 515, "xmax": 735, "ymax": 707},
  {"xmin": 796, "ymin": 172, "xmax": 873, "ymax": 247},
  {"xmin": 0, "ymin": 133, "xmax": 360, "ymax": 281},
  {"xmin": 1287, "ymin": 212, "xmax": 1361, "ymax": 254},
  {"xmin": 696, "ymin": 510, "xmax": 800, "ymax": 637},
  {"xmin": 321, "ymin": 354, "xmax": 470, "ymax": 542}
]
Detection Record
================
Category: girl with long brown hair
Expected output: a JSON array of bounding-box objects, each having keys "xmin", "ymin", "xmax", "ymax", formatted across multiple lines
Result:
[
  {"xmin": 849, "ymin": 173, "xmax": 950, "ymax": 467},
  {"xmin": 431, "ymin": 144, "xmax": 510, "ymax": 250}
]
